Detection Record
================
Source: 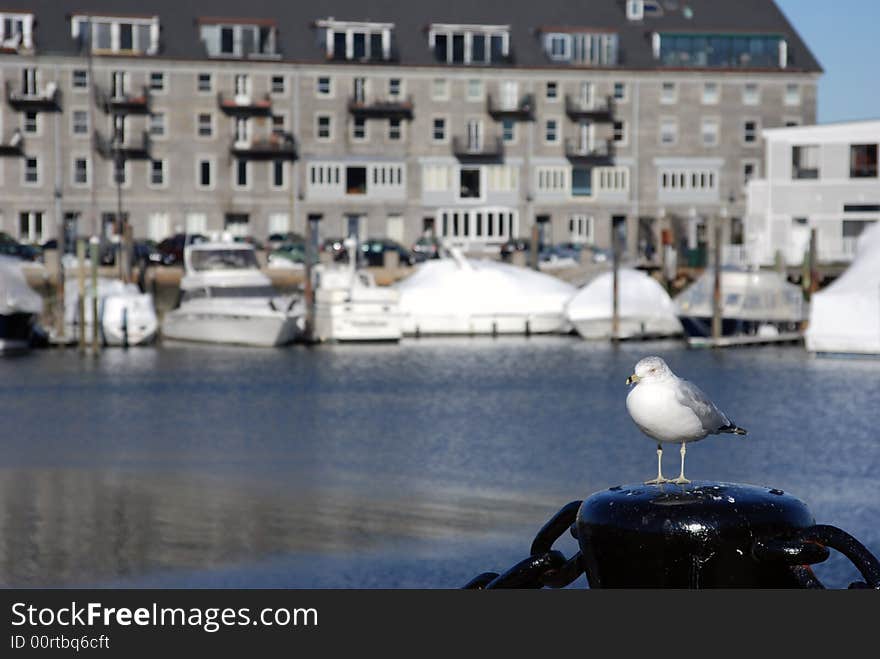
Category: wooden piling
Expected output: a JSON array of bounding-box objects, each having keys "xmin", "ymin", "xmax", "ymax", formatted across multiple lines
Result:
[{"xmin": 77, "ymin": 239, "xmax": 86, "ymax": 353}]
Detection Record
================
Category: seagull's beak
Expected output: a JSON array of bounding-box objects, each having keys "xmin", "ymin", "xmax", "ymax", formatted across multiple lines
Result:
[{"xmin": 626, "ymin": 374, "xmax": 640, "ymax": 386}]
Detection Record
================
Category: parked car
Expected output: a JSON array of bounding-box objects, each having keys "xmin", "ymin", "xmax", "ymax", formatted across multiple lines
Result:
[
  {"xmin": 359, "ymin": 238, "xmax": 416, "ymax": 267},
  {"xmin": 155, "ymin": 233, "xmax": 208, "ymax": 266},
  {"xmin": 0, "ymin": 232, "xmax": 40, "ymax": 261},
  {"xmin": 99, "ymin": 240, "xmax": 162, "ymax": 266},
  {"xmin": 267, "ymin": 232, "xmax": 305, "ymax": 250},
  {"xmin": 500, "ymin": 238, "xmax": 537, "ymax": 262},
  {"xmin": 320, "ymin": 238, "xmax": 348, "ymax": 262},
  {"xmin": 412, "ymin": 236, "xmax": 443, "ymax": 262},
  {"xmin": 268, "ymin": 241, "xmax": 308, "ymax": 269}
]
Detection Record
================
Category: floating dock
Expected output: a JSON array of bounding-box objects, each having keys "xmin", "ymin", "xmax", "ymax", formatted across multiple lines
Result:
[{"xmin": 687, "ymin": 332, "xmax": 804, "ymax": 349}]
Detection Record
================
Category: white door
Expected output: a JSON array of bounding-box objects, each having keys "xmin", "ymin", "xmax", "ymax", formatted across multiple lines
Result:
[
  {"xmin": 466, "ymin": 119, "xmax": 482, "ymax": 151},
  {"xmin": 185, "ymin": 213, "xmax": 207, "ymax": 235},
  {"xmin": 111, "ymin": 71, "xmax": 127, "ymax": 98},
  {"xmin": 234, "ymin": 117, "xmax": 250, "ymax": 145},
  {"xmin": 148, "ymin": 212, "xmax": 170, "ymax": 242},
  {"xmin": 578, "ymin": 121, "xmax": 593, "ymax": 153},
  {"xmin": 500, "ymin": 81, "xmax": 518, "ymax": 110},
  {"xmin": 386, "ymin": 215, "xmax": 404, "ymax": 243},
  {"xmin": 234, "ymin": 74, "xmax": 250, "ymax": 99},
  {"xmin": 268, "ymin": 213, "xmax": 290, "ymax": 235},
  {"xmin": 353, "ymin": 77, "xmax": 367, "ymax": 103},
  {"xmin": 579, "ymin": 81, "xmax": 593, "ymax": 108}
]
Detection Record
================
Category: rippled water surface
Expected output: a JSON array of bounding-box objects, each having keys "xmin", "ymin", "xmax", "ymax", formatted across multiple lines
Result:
[{"xmin": 1, "ymin": 339, "xmax": 878, "ymax": 588}]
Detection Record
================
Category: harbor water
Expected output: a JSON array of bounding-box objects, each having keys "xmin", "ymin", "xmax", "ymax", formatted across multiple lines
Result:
[{"xmin": 1, "ymin": 339, "xmax": 878, "ymax": 588}]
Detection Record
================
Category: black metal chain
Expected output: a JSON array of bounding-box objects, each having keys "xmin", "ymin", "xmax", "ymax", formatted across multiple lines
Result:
[{"xmin": 462, "ymin": 501, "xmax": 584, "ymax": 589}]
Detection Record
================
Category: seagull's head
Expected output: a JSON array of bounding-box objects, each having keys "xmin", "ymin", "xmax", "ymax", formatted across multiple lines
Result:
[{"xmin": 626, "ymin": 356, "xmax": 672, "ymax": 386}]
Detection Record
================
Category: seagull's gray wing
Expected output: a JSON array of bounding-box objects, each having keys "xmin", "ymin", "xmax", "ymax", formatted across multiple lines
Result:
[{"xmin": 673, "ymin": 377, "xmax": 732, "ymax": 434}]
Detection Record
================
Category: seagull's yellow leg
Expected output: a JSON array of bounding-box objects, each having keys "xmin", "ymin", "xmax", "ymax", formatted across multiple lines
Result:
[
  {"xmin": 672, "ymin": 442, "xmax": 691, "ymax": 485},
  {"xmin": 645, "ymin": 444, "xmax": 670, "ymax": 485}
]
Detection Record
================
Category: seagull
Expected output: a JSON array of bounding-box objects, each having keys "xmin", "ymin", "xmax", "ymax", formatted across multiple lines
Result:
[{"xmin": 625, "ymin": 356, "xmax": 747, "ymax": 485}]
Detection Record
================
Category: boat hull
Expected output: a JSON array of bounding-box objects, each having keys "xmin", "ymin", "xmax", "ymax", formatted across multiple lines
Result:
[
  {"xmin": 572, "ymin": 317, "xmax": 682, "ymax": 340},
  {"xmin": 0, "ymin": 312, "xmax": 37, "ymax": 354},
  {"xmin": 678, "ymin": 315, "xmax": 802, "ymax": 339},
  {"xmin": 402, "ymin": 312, "xmax": 568, "ymax": 336},
  {"xmin": 314, "ymin": 304, "xmax": 402, "ymax": 342},
  {"xmin": 162, "ymin": 311, "xmax": 300, "ymax": 347}
]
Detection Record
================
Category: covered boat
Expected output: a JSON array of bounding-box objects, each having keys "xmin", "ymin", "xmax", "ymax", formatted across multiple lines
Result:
[
  {"xmin": 395, "ymin": 251, "xmax": 575, "ymax": 336},
  {"xmin": 806, "ymin": 222, "xmax": 880, "ymax": 355},
  {"xmin": 65, "ymin": 278, "xmax": 158, "ymax": 346},
  {"xmin": 565, "ymin": 268, "xmax": 682, "ymax": 340},
  {"xmin": 674, "ymin": 267, "xmax": 806, "ymax": 338},
  {"xmin": 0, "ymin": 255, "xmax": 44, "ymax": 353}
]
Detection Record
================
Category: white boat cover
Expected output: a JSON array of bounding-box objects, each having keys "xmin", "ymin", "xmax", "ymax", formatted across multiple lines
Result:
[
  {"xmin": 565, "ymin": 268, "xmax": 682, "ymax": 338},
  {"xmin": 806, "ymin": 222, "xmax": 880, "ymax": 354},
  {"xmin": 395, "ymin": 253, "xmax": 575, "ymax": 334},
  {"xmin": 0, "ymin": 256, "xmax": 43, "ymax": 315}
]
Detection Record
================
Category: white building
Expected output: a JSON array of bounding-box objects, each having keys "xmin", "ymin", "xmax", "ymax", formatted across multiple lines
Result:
[{"xmin": 746, "ymin": 120, "xmax": 880, "ymax": 266}]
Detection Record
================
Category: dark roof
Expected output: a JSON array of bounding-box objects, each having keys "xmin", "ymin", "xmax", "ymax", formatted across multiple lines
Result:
[{"xmin": 20, "ymin": 0, "xmax": 822, "ymax": 72}]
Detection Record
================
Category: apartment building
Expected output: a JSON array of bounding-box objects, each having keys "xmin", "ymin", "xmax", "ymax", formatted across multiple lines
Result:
[
  {"xmin": 745, "ymin": 120, "xmax": 880, "ymax": 266},
  {"xmin": 0, "ymin": 0, "xmax": 820, "ymax": 260}
]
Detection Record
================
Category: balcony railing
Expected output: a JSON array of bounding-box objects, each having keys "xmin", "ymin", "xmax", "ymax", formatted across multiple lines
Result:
[
  {"xmin": 487, "ymin": 94, "xmax": 535, "ymax": 121},
  {"xmin": 93, "ymin": 130, "xmax": 151, "ymax": 160},
  {"xmin": 217, "ymin": 92, "xmax": 272, "ymax": 116},
  {"xmin": 230, "ymin": 132, "xmax": 297, "ymax": 160},
  {"xmin": 0, "ymin": 129, "xmax": 24, "ymax": 157},
  {"xmin": 5, "ymin": 80, "xmax": 61, "ymax": 112},
  {"xmin": 452, "ymin": 136, "xmax": 504, "ymax": 162},
  {"xmin": 564, "ymin": 95, "xmax": 615, "ymax": 122},
  {"xmin": 95, "ymin": 86, "xmax": 150, "ymax": 115},
  {"xmin": 348, "ymin": 95, "xmax": 414, "ymax": 119},
  {"xmin": 564, "ymin": 138, "xmax": 615, "ymax": 164}
]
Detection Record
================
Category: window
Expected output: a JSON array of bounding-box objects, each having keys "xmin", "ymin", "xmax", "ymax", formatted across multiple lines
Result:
[
  {"xmin": 346, "ymin": 166, "xmax": 368, "ymax": 194},
  {"xmin": 701, "ymin": 118, "xmax": 719, "ymax": 147},
  {"xmin": 429, "ymin": 24, "xmax": 509, "ymax": 65},
  {"xmin": 18, "ymin": 212, "xmax": 43, "ymax": 243},
  {"xmin": 486, "ymin": 165, "xmax": 518, "ymax": 193},
  {"xmin": 784, "ymin": 83, "xmax": 800, "ymax": 106},
  {"xmin": 234, "ymin": 159, "xmax": 249, "ymax": 188},
  {"xmin": 72, "ymin": 158, "xmax": 89, "ymax": 185},
  {"xmin": 613, "ymin": 82, "xmax": 627, "ymax": 101},
  {"xmin": 627, "ymin": 0, "xmax": 645, "ymax": 20},
  {"xmin": 233, "ymin": 74, "xmax": 250, "ymax": 97},
  {"xmin": 0, "ymin": 12, "xmax": 34, "ymax": 50},
  {"xmin": 198, "ymin": 159, "xmax": 213, "ymax": 189},
  {"xmin": 149, "ymin": 71, "xmax": 165, "ymax": 92},
  {"xmin": 317, "ymin": 114, "xmax": 332, "ymax": 140},
  {"xmin": 659, "ymin": 168, "xmax": 717, "ymax": 192},
  {"xmin": 149, "ymin": 112, "xmax": 165, "ymax": 137},
  {"xmin": 459, "ymin": 168, "xmax": 481, "ymax": 199},
  {"xmin": 352, "ymin": 117, "xmax": 367, "ymax": 141},
  {"xmin": 657, "ymin": 33, "xmax": 788, "ymax": 69},
  {"xmin": 23, "ymin": 156, "xmax": 39, "ymax": 184},
  {"xmin": 660, "ymin": 117, "xmax": 677, "ymax": 145},
  {"xmin": 317, "ymin": 76, "xmax": 332, "ymax": 97},
  {"xmin": 702, "ymin": 82, "xmax": 719, "ymax": 104},
  {"xmin": 432, "ymin": 117, "xmax": 447, "ymax": 142},
  {"xmin": 467, "ymin": 79, "xmax": 483, "ymax": 102},
  {"xmin": 743, "ymin": 120, "xmax": 759, "ymax": 145},
  {"xmin": 850, "ymin": 144, "xmax": 878, "ymax": 178},
  {"xmin": 73, "ymin": 15, "xmax": 158, "ymax": 55},
  {"xmin": 197, "ymin": 113, "xmax": 213, "ymax": 138},
  {"xmin": 388, "ymin": 78, "xmax": 402, "ymax": 97},
  {"xmin": 22, "ymin": 111, "xmax": 38, "ymax": 135},
  {"xmin": 149, "ymin": 159, "xmax": 166, "ymax": 186},
  {"xmin": 742, "ymin": 83, "xmax": 759, "ymax": 105},
  {"xmin": 660, "ymin": 81, "xmax": 677, "ymax": 104},
  {"xmin": 545, "ymin": 119, "xmax": 559, "ymax": 144},
  {"xmin": 319, "ymin": 19, "xmax": 392, "ymax": 61},
  {"xmin": 546, "ymin": 81, "xmax": 558, "ymax": 101},
  {"xmin": 792, "ymin": 145, "xmax": 819, "ymax": 179},
  {"xmin": 613, "ymin": 120, "xmax": 627, "ymax": 145},
  {"xmin": 388, "ymin": 118, "xmax": 402, "ymax": 141},
  {"xmin": 432, "ymin": 78, "xmax": 449, "ymax": 101},
  {"xmin": 438, "ymin": 208, "xmax": 517, "ymax": 243},
  {"xmin": 111, "ymin": 160, "xmax": 129, "ymax": 186},
  {"xmin": 200, "ymin": 22, "xmax": 279, "ymax": 58},
  {"xmin": 572, "ymin": 168, "xmax": 593, "ymax": 196},
  {"xmin": 536, "ymin": 166, "xmax": 569, "ymax": 193},
  {"xmin": 271, "ymin": 114, "xmax": 286, "ymax": 134},
  {"xmin": 547, "ymin": 34, "xmax": 570, "ymax": 60},
  {"xmin": 272, "ymin": 160, "xmax": 285, "ymax": 188},
  {"xmin": 743, "ymin": 161, "xmax": 758, "ymax": 187},
  {"xmin": 72, "ymin": 69, "xmax": 88, "ymax": 89},
  {"xmin": 502, "ymin": 119, "xmax": 516, "ymax": 143},
  {"xmin": 71, "ymin": 110, "xmax": 89, "ymax": 135},
  {"xmin": 197, "ymin": 73, "xmax": 212, "ymax": 93},
  {"xmin": 546, "ymin": 32, "xmax": 618, "ymax": 66},
  {"xmin": 569, "ymin": 215, "xmax": 594, "ymax": 244}
]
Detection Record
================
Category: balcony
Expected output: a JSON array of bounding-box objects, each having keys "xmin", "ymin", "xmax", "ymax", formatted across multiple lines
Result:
[
  {"xmin": 0, "ymin": 129, "xmax": 24, "ymax": 157},
  {"xmin": 564, "ymin": 95, "xmax": 615, "ymax": 122},
  {"xmin": 94, "ymin": 130, "xmax": 151, "ymax": 160},
  {"xmin": 230, "ymin": 132, "xmax": 297, "ymax": 160},
  {"xmin": 452, "ymin": 136, "xmax": 504, "ymax": 162},
  {"xmin": 218, "ymin": 92, "xmax": 272, "ymax": 116},
  {"xmin": 564, "ymin": 139, "xmax": 615, "ymax": 165},
  {"xmin": 487, "ymin": 94, "xmax": 534, "ymax": 121},
  {"xmin": 95, "ymin": 86, "xmax": 150, "ymax": 115},
  {"xmin": 348, "ymin": 95, "xmax": 414, "ymax": 120},
  {"xmin": 5, "ymin": 81, "xmax": 61, "ymax": 112}
]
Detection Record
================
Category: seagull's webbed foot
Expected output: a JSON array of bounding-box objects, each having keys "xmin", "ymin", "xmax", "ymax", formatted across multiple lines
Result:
[
  {"xmin": 644, "ymin": 477, "xmax": 670, "ymax": 485},
  {"xmin": 671, "ymin": 476, "xmax": 691, "ymax": 485}
]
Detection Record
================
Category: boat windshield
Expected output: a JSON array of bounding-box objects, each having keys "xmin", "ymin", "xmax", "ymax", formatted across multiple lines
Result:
[
  {"xmin": 182, "ymin": 286, "xmax": 279, "ymax": 301},
  {"xmin": 190, "ymin": 249, "xmax": 259, "ymax": 271}
]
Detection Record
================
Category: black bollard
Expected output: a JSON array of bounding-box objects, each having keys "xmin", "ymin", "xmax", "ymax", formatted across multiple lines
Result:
[{"xmin": 465, "ymin": 481, "xmax": 880, "ymax": 589}]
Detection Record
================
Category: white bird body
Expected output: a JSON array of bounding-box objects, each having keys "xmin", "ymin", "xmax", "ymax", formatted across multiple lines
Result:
[{"xmin": 626, "ymin": 379, "xmax": 707, "ymax": 444}]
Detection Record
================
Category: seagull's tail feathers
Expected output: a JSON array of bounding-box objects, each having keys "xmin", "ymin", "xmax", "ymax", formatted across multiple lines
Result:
[{"xmin": 720, "ymin": 423, "xmax": 748, "ymax": 436}]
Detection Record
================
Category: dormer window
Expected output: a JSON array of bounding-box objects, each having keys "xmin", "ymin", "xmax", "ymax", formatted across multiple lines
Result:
[
  {"xmin": 0, "ymin": 12, "xmax": 34, "ymax": 51},
  {"xmin": 428, "ymin": 24, "xmax": 510, "ymax": 65},
  {"xmin": 199, "ymin": 19, "xmax": 279, "ymax": 58},
  {"xmin": 656, "ymin": 32, "xmax": 788, "ymax": 69},
  {"xmin": 627, "ymin": 1, "xmax": 644, "ymax": 21},
  {"xmin": 542, "ymin": 30, "xmax": 618, "ymax": 66},
  {"xmin": 72, "ymin": 15, "xmax": 159, "ymax": 55},
  {"xmin": 316, "ymin": 19, "xmax": 394, "ymax": 62}
]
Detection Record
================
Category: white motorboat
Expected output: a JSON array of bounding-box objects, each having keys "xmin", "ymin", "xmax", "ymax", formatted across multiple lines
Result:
[
  {"xmin": 312, "ymin": 239, "xmax": 402, "ymax": 342},
  {"xmin": 162, "ymin": 242, "xmax": 302, "ymax": 347},
  {"xmin": 0, "ymin": 255, "xmax": 44, "ymax": 354},
  {"xmin": 395, "ymin": 250, "xmax": 575, "ymax": 336},
  {"xmin": 65, "ymin": 278, "xmax": 158, "ymax": 346},
  {"xmin": 566, "ymin": 268, "xmax": 683, "ymax": 340}
]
